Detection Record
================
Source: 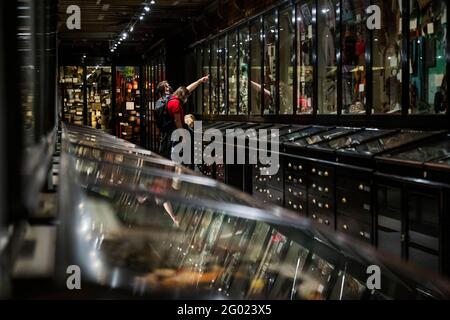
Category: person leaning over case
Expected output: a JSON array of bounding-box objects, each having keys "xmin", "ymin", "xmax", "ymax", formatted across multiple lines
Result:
[{"xmin": 156, "ymin": 75, "xmax": 208, "ymax": 158}]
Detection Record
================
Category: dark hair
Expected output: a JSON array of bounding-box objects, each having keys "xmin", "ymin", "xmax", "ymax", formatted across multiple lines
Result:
[
  {"xmin": 173, "ymin": 86, "xmax": 190, "ymax": 101},
  {"xmin": 156, "ymin": 81, "xmax": 168, "ymax": 97}
]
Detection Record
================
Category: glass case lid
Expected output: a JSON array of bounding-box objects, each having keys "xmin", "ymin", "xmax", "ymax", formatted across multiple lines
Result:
[
  {"xmin": 56, "ymin": 124, "xmax": 450, "ymax": 300},
  {"xmin": 288, "ymin": 127, "xmax": 357, "ymax": 148},
  {"xmin": 312, "ymin": 129, "xmax": 396, "ymax": 151},
  {"xmin": 382, "ymin": 135, "xmax": 450, "ymax": 164},
  {"xmin": 283, "ymin": 126, "xmax": 330, "ymax": 145},
  {"xmin": 340, "ymin": 131, "xmax": 442, "ymax": 156}
]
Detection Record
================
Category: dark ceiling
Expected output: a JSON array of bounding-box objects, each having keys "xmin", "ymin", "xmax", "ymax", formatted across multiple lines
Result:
[
  {"xmin": 58, "ymin": 0, "xmax": 215, "ymax": 57},
  {"xmin": 57, "ymin": 0, "xmax": 280, "ymax": 60}
]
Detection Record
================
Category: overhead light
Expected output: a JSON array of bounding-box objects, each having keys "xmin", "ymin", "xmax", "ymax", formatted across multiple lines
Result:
[
  {"xmin": 144, "ymin": 6, "xmax": 150, "ymax": 12},
  {"xmin": 151, "ymin": 1, "xmax": 155, "ymax": 4}
]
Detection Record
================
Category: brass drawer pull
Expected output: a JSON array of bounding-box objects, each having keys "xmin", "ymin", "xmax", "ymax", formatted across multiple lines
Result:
[
  {"xmin": 341, "ymin": 197, "xmax": 347, "ymax": 204},
  {"xmin": 343, "ymin": 224, "xmax": 348, "ymax": 230}
]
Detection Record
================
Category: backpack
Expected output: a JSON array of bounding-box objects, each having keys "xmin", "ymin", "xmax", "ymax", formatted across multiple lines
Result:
[{"xmin": 155, "ymin": 96, "xmax": 175, "ymax": 132}]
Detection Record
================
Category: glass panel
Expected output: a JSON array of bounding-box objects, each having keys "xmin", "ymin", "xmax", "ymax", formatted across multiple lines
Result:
[
  {"xmin": 228, "ymin": 31, "xmax": 238, "ymax": 115},
  {"xmin": 318, "ymin": 0, "xmax": 338, "ymax": 114},
  {"xmin": 196, "ymin": 47, "xmax": 203, "ymax": 114},
  {"xmin": 263, "ymin": 12, "xmax": 277, "ymax": 115},
  {"xmin": 203, "ymin": 43, "xmax": 210, "ymax": 115},
  {"xmin": 238, "ymin": 26, "xmax": 250, "ymax": 114},
  {"xmin": 279, "ymin": 6, "xmax": 295, "ymax": 115},
  {"xmin": 18, "ymin": 0, "xmax": 35, "ymax": 145},
  {"xmin": 86, "ymin": 66, "xmax": 112, "ymax": 133},
  {"xmin": 341, "ymin": 0, "xmax": 369, "ymax": 115},
  {"xmin": 211, "ymin": 39, "xmax": 219, "ymax": 114},
  {"xmin": 115, "ymin": 66, "xmax": 141, "ymax": 145},
  {"xmin": 218, "ymin": 36, "xmax": 227, "ymax": 115},
  {"xmin": 372, "ymin": 0, "xmax": 403, "ymax": 114},
  {"xmin": 409, "ymin": 0, "xmax": 448, "ymax": 114},
  {"xmin": 250, "ymin": 19, "xmax": 263, "ymax": 115},
  {"xmin": 60, "ymin": 66, "xmax": 85, "ymax": 125},
  {"xmin": 297, "ymin": 1, "xmax": 315, "ymax": 114}
]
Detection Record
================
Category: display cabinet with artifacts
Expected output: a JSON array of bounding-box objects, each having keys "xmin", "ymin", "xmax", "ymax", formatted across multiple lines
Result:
[
  {"xmin": 250, "ymin": 19, "xmax": 263, "ymax": 115},
  {"xmin": 279, "ymin": 6, "xmax": 295, "ymax": 115},
  {"xmin": 341, "ymin": 0, "xmax": 369, "ymax": 115},
  {"xmin": 60, "ymin": 66, "xmax": 85, "ymax": 125},
  {"xmin": 409, "ymin": 0, "xmax": 448, "ymax": 114},
  {"xmin": 317, "ymin": 0, "xmax": 338, "ymax": 114},
  {"xmin": 238, "ymin": 26, "xmax": 250, "ymax": 115},
  {"xmin": 228, "ymin": 31, "xmax": 238, "ymax": 115},
  {"xmin": 211, "ymin": 40, "xmax": 219, "ymax": 114},
  {"xmin": 372, "ymin": 0, "xmax": 403, "ymax": 114},
  {"xmin": 115, "ymin": 66, "xmax": 141, "ymax": 144},
  {"xmin": 263, "ymin": 12, "xmax": 277, "ymax": 115},
  {"xmin": 219, "ymin": 36, "xmax": 227, "ymax": 115},
  {"xmin": 86, "ymin": 66, "xmax": 112, "ymax": 133},
  {"xmin": 297, "ymin": 1, "xmax": 315, "ymax": 114}
]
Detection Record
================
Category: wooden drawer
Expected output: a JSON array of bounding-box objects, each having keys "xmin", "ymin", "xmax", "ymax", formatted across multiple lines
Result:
[
  {"xmin": 337, "ymin": 214, "xmax": 373, "ymax": 244},
  {"xmin": 337, "ymin": 188, "xmax": 372, "ymax": 223}
]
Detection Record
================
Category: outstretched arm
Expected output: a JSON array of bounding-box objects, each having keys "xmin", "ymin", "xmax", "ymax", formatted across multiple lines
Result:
[{"xmin": 187, "ymin": 75, "xmax": 209, "ymax": 93}]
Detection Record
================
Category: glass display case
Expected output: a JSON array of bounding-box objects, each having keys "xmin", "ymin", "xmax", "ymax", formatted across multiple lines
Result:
[
  {"xmin": 60, "ymin": 66, "xmax": 85, "ymax": 125},
  {"xmin": 317, "ymin": 0, "xmax": 338, "ymax": 114},
  {"xmin": 279, "ymin": 6, "xmax": 295, "ymax": 115},
  {"xmin": 288, "ymin": 127, "xmax": 356, "ymax": 148},
  {"xmin": 211, "ymin": 39, "xmax": 219, "ymax": 114},
  {"xmin": 56, "ymin": 124, "xmax": 450, "ymax": 300},
  {"xmin": 115, "ymin": 66, "xmax": 141, "ymax": 145},
  {"xmin": 228, "ymin": 31, "xmax": 238, "ymax": 115},
  {"xmin": 263, "ymin": 12, "xmax": 277, "ymax": 115},
  {"xmin": 86, "ymin": 66, "xmax": 112, "ymax": 132},
  {"xmin": 195, "ymin": 47, "xmax": 203, "ymax": 114},
  {"xmin": 297, "ymin": 0, "xmax": 315, "ymax": 114},
  {"xmin": 250, "ymin": 19, "xmax": 263, "ymax": 115},
  {"xmin": 238, "ymin": 26, "xmax": 250, "ymax": 114},
  {"xmin": 218, "ymin": 36, "xmax": 227, "ymax": 115},
  {"xmin": 372, "ymin": 0, "xmax": 403, "ymax": 114},
  {"xmin": 311, "ymin": 129, "xmax": 395, "ymax": 151},
  {"xmin": 409, "ymin": 0, "xmax": 448, "ymax": 114},
  {"xmin": 203, "ymin": 43, "xmax": 211, "ymax": 115},
  {"xmin": 341, "ymin": 0, "xmax": 369, "ymax": 115}
]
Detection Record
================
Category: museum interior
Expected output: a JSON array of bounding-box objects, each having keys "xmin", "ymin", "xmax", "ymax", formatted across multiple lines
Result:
[{"xmin": 0, "ymin": 0, "xmax": 450, "ymax": 300}]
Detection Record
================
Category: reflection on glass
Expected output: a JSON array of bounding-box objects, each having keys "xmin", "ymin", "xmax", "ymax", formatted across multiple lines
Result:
[
  {"xmin": 219, "ymin": 36, "xmax": 227, "ymax": 115},
  {"xmin": 279, "ymin": 6, "xmax": 295, "ymax": 114},
  {"xmin": 409, "ymin": 0, "xmax": 448, "ymax": 114},
  {"xmin": 86, "ymin": 66, "xmax": 112, "ymax": 133},
  {"xmin": 239, "ymin": 26, "xmax": 250, "ymax": 114},
  {"xmin": 203, "ymin": 43, "xmax": 210, "ymax": 114},
  {"xmin": 329, "ymin": 271, "xmax": 366, "ymax": 299},
  {"xmin": 372, "ymin": 0, "xmax": 403, "ymax": 114},
  {"xmin": 60, "ymin": 66, "xmax": 85, "ymax": 125},
  {"xmin": 211, "ymin": 40, "xmax": 219, "ymax": 114},
  {"xmin": 18, "ymin": 0, "xmax": 35, "ymax": 145},
  {"xmin": 115, "ymin": 66, "xmax": 140, "ymax": 144},
  {"xmin": 228, "ymin": 31, "xmax": 238, "ymax": 115},
  {"xmin": 263, "ymin": 12, "xmax": 277, "ymax": 115},
  {"xmin": 250, "ymin": 19, "xmax": 263, "ymax": 115},
  {"xmin": 298, "ymin": 254, "xmax": 335, "ymax": 300},
  {"xmin": 297, "ymin": 1, "xmax": 315, "ymax": 114},
  {"xmin": 196, "ymin": 47, "xmax": 203, "ymax": 114},
  {"xmin": 318, "ymin": 0, "xmax": 338, "ymax": 114},
  {"xmin": 341, "ymin": 0, "xmax": 369, "ymax": 114}
]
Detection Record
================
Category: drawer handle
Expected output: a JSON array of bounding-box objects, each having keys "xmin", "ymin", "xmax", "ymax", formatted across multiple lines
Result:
[
  {"xmin": 324, "ymin": 171, "xmax": 329, "ymax": 177},
  {"xmin": 343, "ymin": 224, "xmax": 348, "ymax": 230},
  {"xmin": 358, "ymin": 184, "xmax": 364, "ymax": 190},
  {"xmin": 312, "ymin": 214, "xmax": 317, "ymax": 219},
  {"xmin": 298, "ymin": 178, "xmax": 303, "ymax": 184},
  {"xmin": 288, "ymin": 163, "xmax": 292, "ymax": 168},
  {"xmin": 341, "ymin": 197, "xmax": 347, "ymax": 204},
  {"xmin": 293, "ymin": 204, "xmax": 298, "ymax": 209},
  {"xmin": 288, "ymin": 188, "xmax": 292, "ymax": 193},
  {"xmin": 325, "ymin": 203, "xmax": 329, "ymax": 209},
  {"xmin": 312, "ymin": 199, "xmax": 316, "ymax": 204},
  {"xmin": 299, "ymin": 165, "xmax": 303, "ymax": 170},
  {"xmin": 288, "ymin": 176, "xmax": 292, "ymax": 181},
  {"xmin": 312, "ymin": 168, "xmax": 316, "ymax": 173},
  {"xmin": 289, "ymin": 201, "xmax": 292, "ymax": 205},
  {"xmin": 312, "ymin": 184, "xmax": 317, "ymax": 189},
  {"xmin": 318, "ymin": 202, "xmax": 323, "ymax": 208},
  {"xmin": 277, "ymin": 177, "xmax": 281, "ymax": 182},
  {"xmin": 299, "ymin": 205, "xmax": 303, "ymax": 210},
  {"xmin": 277, "ymin": 197, "xmax": 281, "ymax": 201},
  {"xmin": 269, "ymin": 195, "xmax": 273, "ymax": 198},
  {"xmin": 325, "ymin": 220, "xmax": 330, "ymax": 225},
  {"xmin": 324, "ymin": 187, "xmax": 329, "ymax": 193}
]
